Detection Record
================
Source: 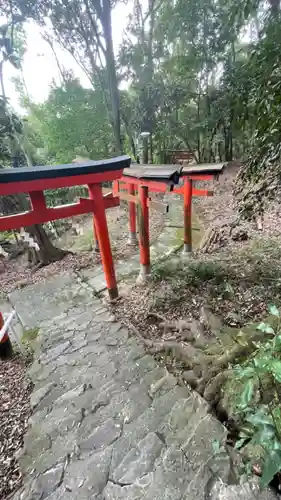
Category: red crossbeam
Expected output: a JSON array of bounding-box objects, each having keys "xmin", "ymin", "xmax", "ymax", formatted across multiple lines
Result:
[
  {"xmin": 115, "ymin": 179, "xmax": 213, "ymax": 197},
  {"xmin": 0, "ymin": 194, "xmax": 118, "ymax": 232},
  {"xmin": 0, "ymin": 170, "xmax": 123, "ymax": 196}
]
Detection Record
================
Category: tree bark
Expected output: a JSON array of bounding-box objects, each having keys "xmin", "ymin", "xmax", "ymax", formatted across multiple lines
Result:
[
  {"xmin": 102, "ymin": 0, "xmax": 122, "ymax": 154},
  {"xmin": 268, "ymin": 0, "xmax": 280, "ymax": 16},
  {"xmin": 26, "ymin": 224, "xmax": 68, "ymax": 265}
]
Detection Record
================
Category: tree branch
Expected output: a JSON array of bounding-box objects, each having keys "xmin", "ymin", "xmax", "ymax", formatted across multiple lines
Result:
[{"xmin": 83, "ymin": 0, "xmax": 106, "ymax": 56}]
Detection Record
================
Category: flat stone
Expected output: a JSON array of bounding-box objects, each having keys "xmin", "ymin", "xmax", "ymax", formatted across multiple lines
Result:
[
  {"xmin": 112, "ymin": 432, "xmax": 164, "ymax": 484},
  {"xmin": 9, "ymin": 273, "xmax": 79, "ymax": 328},
  {"xmin": 115, "ymin": 355, "xmax": 158, "ymax": 386},
  {"xmin": 158, "ymin": 392, "xmax": 208, "ymax": 445},
  {"xmin": 19, "ymin": 433, "xmax": 52, "ymax": 474},
  {"xmin": 182, "ymin": 414, "xmax": 227, "ymax": 471},
  {"xmin": 62, "ymin": 446, "xmax": 113, "ymax": 497},
  {"xmin": 54, "ymin": 384, "xmax": 87, "ymax": 406},
  {"xmin": 40, "ymin": 341, "xmax": 71, "ymax": 364},
  {"xmin": 23, "ymin": 463, "xmax": 64, "ymax": 500},
  {"xmin": 143, "ymin": 446, "xmax": 192, "ymax": 499},
  {"xmin": 103, "ymin": 481, "xmax": 146, "ymax": 499},
  {"xmin": 79, "ymin": 417, "xmax": 122, "ymax": 452},
  {"xmin": 31, "ymin": 382, "xmax": 55, "ymax": 410},
  {"xmin": 35, "ymin": 407, "xmax": 83, "ymax": 441},
  {"xmin": 88, "ymin": 273, "xmax": 107, "ymax": 292},
  {"xmin": 110, "ymin": 386, "xmax": 188, "ymax": 472}
]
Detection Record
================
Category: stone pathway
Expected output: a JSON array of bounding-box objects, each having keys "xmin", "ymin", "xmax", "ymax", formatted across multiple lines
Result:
[{"xmin": 8, "ymin": 273, "xmax": 278, "ymax": 500}]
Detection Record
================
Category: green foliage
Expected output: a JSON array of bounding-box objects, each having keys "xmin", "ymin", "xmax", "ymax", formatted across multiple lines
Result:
[
  {"xmin": 152, "ymin": 258, "xmax": 227, "ymax": 284},
  {"xmin": 4, "ymin": 0, "xmax": 281, "ymax": 193},
  {"xmin": 234, "ymin": 305, "xmax": 281, "ymax": 487},
  {"xmin": 28, "ymin": 77, "xmax": 113, "ymax": 164}
]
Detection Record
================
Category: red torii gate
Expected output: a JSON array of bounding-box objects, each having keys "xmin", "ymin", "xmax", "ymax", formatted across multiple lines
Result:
[
  {"xmin": 0, "ymin": 155, "xmax": 131, "ymax": 300},
  {"xmin": 113, "ymin": 163, "xmax": 225, "ymax": 279}
]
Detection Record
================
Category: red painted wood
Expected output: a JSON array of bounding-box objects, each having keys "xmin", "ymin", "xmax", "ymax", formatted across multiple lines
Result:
[
  {"xmin": 113, "ymin": 180, "xmax": 119, "ymax": 197},
  {"xmin": 88, "ymin": 183, "xmax": 118, "ymax": 299},
  {"xmin": 0, "ymin": 169, "xmax": 123, "ymax": 196},
  {"xmin": 29, "ymin": 191, "xmax": 47, "ymax": 211},
  {"xmin": 183, "ymin": 178, "xmax": 193, "ymax": 252},
  {"xmin": 139, "ymin": 186, "xmax": 150, "ymax": 267},
  {"xmin": 128, "ymin": 184, "xmax": 137, "ymax": 235},
  {"xmin": 0, "ymin": 312, "xmax": 9, "ymax": 344},
  {"xmin": 183, "ymin": 174, "xmax": 214, "ymax": 181},
  {"xmin": 120, "ymin": 176, "xmax": 172, "ymax": 192},
  {"xmin": 0, "ymin": 195, "xmax": 119, "ymax": 232},
  {"xmin": 173, "ymin": 186, "xmax": 213, "ymax": 196}
]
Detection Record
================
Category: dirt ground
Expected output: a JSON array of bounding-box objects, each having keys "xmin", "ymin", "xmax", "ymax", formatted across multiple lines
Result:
[{"xmin": 0, "ymin": 355, "xmax": 32, "ymax": 499}]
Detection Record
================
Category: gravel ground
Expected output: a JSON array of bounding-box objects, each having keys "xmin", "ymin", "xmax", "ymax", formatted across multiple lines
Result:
[{"xmin": 0, "ymin": 355, "xmax": 32, "ymax": 499}]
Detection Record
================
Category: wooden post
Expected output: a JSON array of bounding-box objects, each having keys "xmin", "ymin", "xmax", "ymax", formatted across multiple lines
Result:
[
  {"xmin": 128, "ymin": 183, "xmax": 137, "ymax": 245},
  {"xmin": 183, "ymin": 177, "xmax": 193, "ymax": 253},
  {"xmin": 138, "ymin": 185, "xmax": 150, "ymax": 279},
  {"xmin": 0, "ymin": 312, "xmax": 13, "ymax": 359},
  {"xmin": 88, "ymin": 183, "xmax": 118, "ymax": 299}
]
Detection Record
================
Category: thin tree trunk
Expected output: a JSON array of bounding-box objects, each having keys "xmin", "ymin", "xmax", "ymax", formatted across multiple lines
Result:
[
  {"xmin": 268, "ymin": 0, "xmax": 280, "ymax": 16},
  {"xmin": 103, "ymin": 0, "xmax": 122, "ymax": 154},
  {"xmin": 43, "ymin": 33, "xmax": 66, "ymax": 85},
  {"xmin": 27, "ymin": 224, "xmax": 68, "ymax": 265},
  {"xmin": 0, "ymin": 60, "xmax": 5, "ymax": 98}
]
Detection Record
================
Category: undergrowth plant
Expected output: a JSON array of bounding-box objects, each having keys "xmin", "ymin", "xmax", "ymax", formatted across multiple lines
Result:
[{"xmin": 234, "ymin": 305, "xmax": 281, "ymax": 488}]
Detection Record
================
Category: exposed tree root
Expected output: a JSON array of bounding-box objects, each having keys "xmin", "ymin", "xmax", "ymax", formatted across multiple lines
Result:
[
  {"xmin": 203, "ymin": 370, "xmax": 232, "ymax": 404},
  {"xmin": 130, "ymin": 307, "xmax": 276, "ymax": 417}
]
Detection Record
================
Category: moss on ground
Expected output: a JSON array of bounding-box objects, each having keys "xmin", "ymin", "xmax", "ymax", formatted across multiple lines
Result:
[{"xmin": 21, "ymin": 327, "xmax": 39, "ymax": 349}]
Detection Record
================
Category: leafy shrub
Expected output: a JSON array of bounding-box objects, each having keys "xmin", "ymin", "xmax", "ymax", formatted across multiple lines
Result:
[{"xmin": 234, "ymin": 305, "xmax": 281, "ymax": 488}]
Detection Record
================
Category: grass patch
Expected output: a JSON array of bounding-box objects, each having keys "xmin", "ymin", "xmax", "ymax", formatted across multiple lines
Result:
[
  {"xmin": 152, "ymin": 258, "xmax": 228, "ymax": 285},
  {"xmin": 21, "ymin": 327, "xmax": 39, "ymax": 346}
]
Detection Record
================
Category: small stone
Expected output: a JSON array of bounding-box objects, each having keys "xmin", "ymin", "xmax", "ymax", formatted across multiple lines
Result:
[
  {"xmin": 182, "ymin": 370, "xmax": 198, "ymax": 388},
  {"xmin": 231, "ymin": 228, "xmax": 248, "ymax": 241},
  {"xmin": 200, "ymin": 305, "xmax": 222, "ymax": 334}
]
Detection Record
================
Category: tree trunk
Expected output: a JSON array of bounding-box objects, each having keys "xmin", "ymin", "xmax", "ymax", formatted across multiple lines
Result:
[
  {"xmin": 102, "ymin": 0, "xmax": 122, "ymax": 154},
  {"xmin": 0, "ymin": 194, "xmax": 68, "ymax": 267},
  {"xmin": 149, "ymin": 134, "xmax": 153, "ymax": 164},
  {"xmin": 27, "ymin": 224, "xmax": 68, "ymax": 265},
  {"xmin": 268, "ymin": 0, "xmax": 280, "ymax": 16}
]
